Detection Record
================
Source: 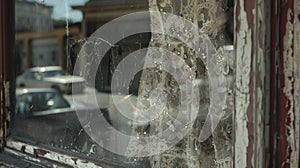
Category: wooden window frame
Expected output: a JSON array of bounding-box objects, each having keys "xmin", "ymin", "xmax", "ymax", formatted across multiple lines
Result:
[{"xmin": 1, "ymin": 0, "xmax": 300, "ymax": 167}]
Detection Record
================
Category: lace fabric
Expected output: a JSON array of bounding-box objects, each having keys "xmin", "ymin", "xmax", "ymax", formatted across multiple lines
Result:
[{"xmin": 126, "ymin": 0, "xmax": 234, "ymax": 167}]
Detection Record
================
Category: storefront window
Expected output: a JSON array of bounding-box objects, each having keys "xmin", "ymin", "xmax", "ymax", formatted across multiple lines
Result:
[{"xmin": 12, "ymin": 0, "xmax": 234, "ymax": 167}]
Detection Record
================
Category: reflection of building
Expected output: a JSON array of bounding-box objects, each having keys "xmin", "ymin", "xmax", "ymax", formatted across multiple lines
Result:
[
  {"xmin": 15, "ymin": 0, "xmax": 53, "ymax": 33},
  {"xmin": 15, "ymin": 1, "xmax": 81, "ymax": 74},
  {"xmin": 73, "ymin": 0, "xmax": 150, "ymax": 93},
  {"xmin": 16, "ymin": 26, "xmax": 80, "ymax": 71},
  {"xmin": 73, "ymin": 0, "xmax": 149, "ymax": 37}
]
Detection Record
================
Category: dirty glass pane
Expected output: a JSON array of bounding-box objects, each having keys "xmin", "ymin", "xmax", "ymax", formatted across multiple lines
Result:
[{"xmin": 13, "ymin": 0, "xmax": 234, "ymax": 167}]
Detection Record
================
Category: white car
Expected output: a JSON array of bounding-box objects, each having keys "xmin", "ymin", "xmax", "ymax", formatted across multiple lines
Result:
[{"xmin": 16, "ymin": 66, "xmax": 85, "ymax": 94}]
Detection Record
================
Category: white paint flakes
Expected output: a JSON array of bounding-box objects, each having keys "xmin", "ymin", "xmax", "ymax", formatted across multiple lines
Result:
[
  {"xmin": 234, "ymin": 0, "xmax": 252, "ymax": 167},
  {"xmin": 282, "ymin": 7, "xmax": 296, "ymax": 168}
]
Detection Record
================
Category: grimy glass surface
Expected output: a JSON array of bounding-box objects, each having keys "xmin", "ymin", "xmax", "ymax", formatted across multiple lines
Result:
[{"xmin": 13, "ymin": 0, "xmax": 234, "ymax": 167}]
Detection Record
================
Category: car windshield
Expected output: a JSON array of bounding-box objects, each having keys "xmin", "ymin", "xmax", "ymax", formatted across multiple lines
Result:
[
  {"xmin": 18, "ymin": 91, "xmax": 70, "ymax": 113},
  {"xmin": 41, "ymin": 70, "xmax": 66, "ymax": 77}
]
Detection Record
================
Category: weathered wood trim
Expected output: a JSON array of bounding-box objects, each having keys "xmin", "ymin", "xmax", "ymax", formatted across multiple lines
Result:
[
  {"xmin": 255, "ymin": 0, "xmax": 270, "ymax": 167},
  {"xmin": 234, "ymin": 0, "xmax": 269, "ymax": 167},
  {"xmin": 293, "ymin": 1, "xmax": 300, "ymax": 167},
  {"xmin": 269, "ymin": 0, "xmax": 280, "ymax": 167},
  {"xmin": 0, "ymin": 0, "xmax": 15, "ymax": 150},
  {"xmin": 5, "ymin": 139, "xmax": 123, "ymax": 168},
  {"xmin": 276, "ymin": 0, "xmax": 299, "ymax": 167},
  {"xmin": 234, "ymin": 0, "xmax": 253, "ymax": 167}
]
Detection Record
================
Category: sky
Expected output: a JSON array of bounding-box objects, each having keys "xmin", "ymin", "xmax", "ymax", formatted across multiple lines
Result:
[{"xmin": 39, "ymin": 0, "xmax": 89, "ymax": 22}]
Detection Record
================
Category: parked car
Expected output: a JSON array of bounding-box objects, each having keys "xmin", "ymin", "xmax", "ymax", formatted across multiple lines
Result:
[
  {"xmin": 16, "ymin": 66, "xmax": 85, "ymax": 94},
  {"xmin": 13, "ymin": 88, "xmax": 99, "ymax": 150}
]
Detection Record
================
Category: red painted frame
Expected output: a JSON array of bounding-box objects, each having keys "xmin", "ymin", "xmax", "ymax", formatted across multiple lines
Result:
[
  {"xmin": 278, "ymin": 0, "xmax": 294, "ymax": 167},
  {"xmin": 269, "ymin": 0, "xmax": 298, "ymax": 167}
]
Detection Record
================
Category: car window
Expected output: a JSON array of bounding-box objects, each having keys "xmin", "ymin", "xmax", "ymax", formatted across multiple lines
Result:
[
  {"xmin": 42, "ymin": 70, "xmax": 66, "ymax": 77},
  {"xmin": 43, "ymin": 91, "xmax": 70, "ymax": 109},
  {"xmin": 17, "ymin": 92, "xmax": 70, "ymax": 113},
  {"xmin": 27, "ymin": 71, "xmax": 40, "ymax": 80}
]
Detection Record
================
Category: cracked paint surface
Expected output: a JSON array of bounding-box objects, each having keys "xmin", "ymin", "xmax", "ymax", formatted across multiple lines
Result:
[
  {"xmin": 5, "ymin": 140, "xmax": 119, "ymax": 168},
  {"xmin": 253, "ymin": 0, "xmax": 269, "ymax": 167},
  {"xmin": 277, "ymin": 1, "xmax": 300, "ymax": 167},
  {"xmin": 287, "ymin": 0, "xmax": 300, "ymax": 167},
  {"xmin": 234, "ymin": 0, "xmax": 268, "ymax": 167},
  {"xmin": 234, "ymin": 0, "xmax": 252, "ymax": 167},
  {"xmin": 282, "ymin": 7, "xmax": 297, "ymax": 168}
]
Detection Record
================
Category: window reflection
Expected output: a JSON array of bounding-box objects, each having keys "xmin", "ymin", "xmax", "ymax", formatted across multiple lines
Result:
[{"xmin": 13, "ymin": 0, "xmax": 234, "ymax": 167}]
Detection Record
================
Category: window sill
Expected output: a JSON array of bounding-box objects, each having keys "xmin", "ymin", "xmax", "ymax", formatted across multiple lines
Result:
[
  {"xmin": 4, "ymin": 138, "xmax": 123, "ymax": 168},
  {"xmin": 0, "ymin": 151, "xmax": 42, "ymax": 167}
]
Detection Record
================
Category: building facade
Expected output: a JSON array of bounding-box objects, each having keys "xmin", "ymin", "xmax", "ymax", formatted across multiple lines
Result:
[
  {"xmin": 15, "ymin": 0, "xmax": 80, "ymax": 74},
  {"xmin": 15, "ymin": 0, "xmax": 53, "ymax": 33},
  {"xmin": 73, "ymin": 0, "xmax": 150, "ymax": 93}
]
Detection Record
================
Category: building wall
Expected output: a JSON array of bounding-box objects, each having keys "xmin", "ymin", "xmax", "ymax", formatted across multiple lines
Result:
[
  {"xmin": 15, "ymin": 0, "xmax": 53, "ymax": 33},
  {"xmin": 74, "ymin": 0, "xmax": 150, "ymax": 93},
  {"xmin": 31, "ymin": 38, "xmax": 59, "ymax": 67},
  {"xmin": 15, "ymin": 26, "xmax": 80, "ymax": 73}
]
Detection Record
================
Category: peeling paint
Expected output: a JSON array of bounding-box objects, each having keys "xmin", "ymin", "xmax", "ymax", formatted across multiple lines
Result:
[
  {"xmin": 234, "ymin": 0, "xmax": 268, "ymax": 167},
  {"xmin": 4, "ymin": 82, "xmax": 10, "ymax": 137},
  {"xmin": 0, "ymin": 82, "xmax": 11, "ymax": 148},
  {"xmin": 254, "ymin": 0, "xmax": 267, "ymax": 167},
  {"xmin": 291, "ymin": 1, "xmax": 300, "ymax": 167},
  {"xmin": 282, "ymin": 7, "xmax": 295, "ymax": 168},
  {"xmin": 5, "ymin": 148, "xmax": 42, "ymax": 164},
  {"xmin": 0, "ymin": 0, "xmax": 14, "ymax": 151},
  {"xmin": 5, "ymin": 140, "xmax": 123, "ymax": 168},
  {"xmin": 234, "ymin": 0, "xmax": 252, "ymax": 167}
]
